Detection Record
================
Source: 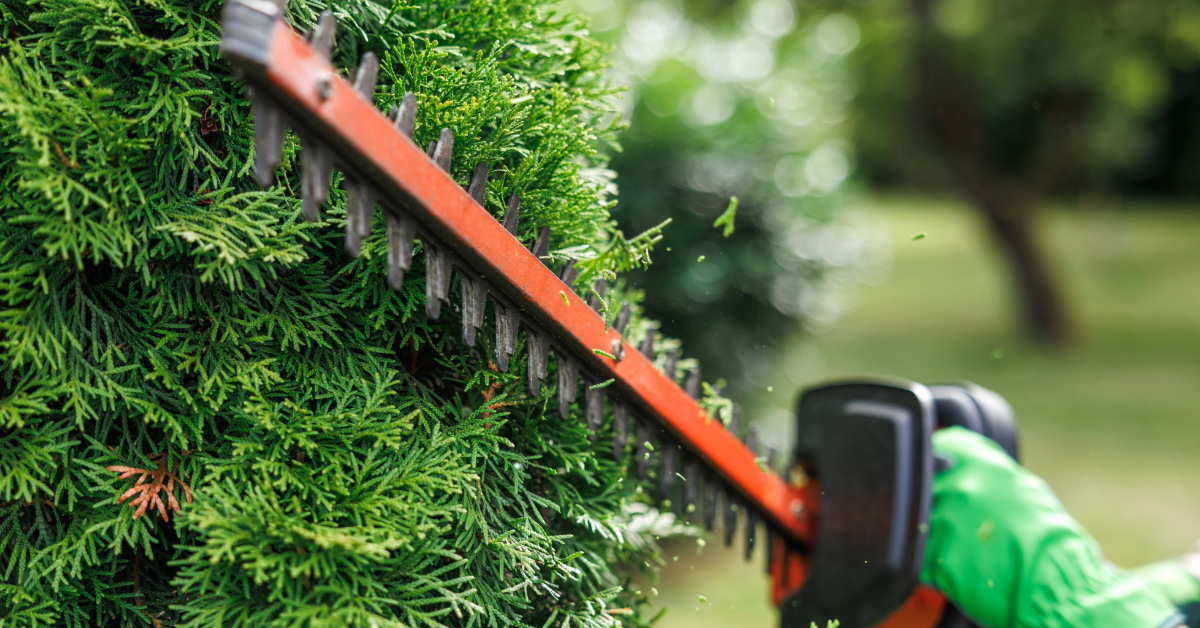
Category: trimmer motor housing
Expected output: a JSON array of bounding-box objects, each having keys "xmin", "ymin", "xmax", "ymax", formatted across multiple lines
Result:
[{"xmin": 779, "ymin": 378, "xmax": 1019, "ymax": 628}]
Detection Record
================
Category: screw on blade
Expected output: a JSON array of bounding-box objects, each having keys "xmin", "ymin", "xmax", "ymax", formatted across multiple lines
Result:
[
  {"xmin": 745, "ymin": 506, "xmax": 758, "ymax": 561},
  {"xmin": 352, "ymin": 53, "xmax": 379, "ymax": 102},
  {"xmin": 659, "ymin": 438, "xmax": 677, "ymax": 500},
  {"xmin": 461, "ymin": 274, "xmax": 487, "ymax": 347},
  {"xmin": 724, "ymin": 490, "xmax": 739, "ymax": 547},
  {"xmin": 432, "ymin": 128, "xmax": 454, "ymax": 172},
  {"xmin": 683, "ymin": 457, "xmax": 699, "ymax": 516},
  {"xmin": 385, "ymin": 212, "xmax": 416, "ymax": 290},
  {"xmin": 636, "ymin": 419, "xmax": 655, "ymax": 480},
  {"xmin": 250, "ymin": 91, "xmax": 285, "ymax": 188},
  {"xmin": 425, "ymin": 244, "xmax": 450, "ymax": 319},
  {"xmin": 394, "ymin": 92, "xmax": 417, "ymax": 138},
  {"xmin": 344, "ymin": 179, "xmax": 377, "ymax": 256},
  {"xmin": 467, "ymin": 162, "xmax": 488, "ymax": 206},
  {"xmin": 502, "ymin": 195, "xmax": 521, "ymax": 236},
  {"xmin": 530, "ymin": 226, "xmax": 551, "ymax": 265},
  {"xmin": 308, "ymin": 11, "xmax": 336, "ymax": 58},
  {"xmin": 639, "ymin": 328, "xmax": 654, "ymax": 358},
  {"xmin": 703, "ymin": 471, "xmax": 719, "ymax": 531},
  {"xmin": 299, "ymin": 133, "xmax": 331, "ymax": 222},
  {"xmin": 663, "ymin": 349, "xmax": 678, "ymax": 382},
  {"xmin": 495, "ymin": 302, "xmax": 518, "ymax": 372},
  {"xmin": 684, "ymin": 368, "xmax": 702, "ymax": 399},
  {"xmin": 526, "ymin": 329, "xmax": 549, "ymax": 396},
  {"xmin": 612, "ymin": 402, "xmax": 630, "ymax": 461},
  {"xmin": 558, "ymin": 260, "xmax": 578, "ymax": 288},
  {"xmin": 587, "ymin": 279, "xmax": 606, "ymax": 312},
  {"xmin": 556, "ymin": 352, "xmax": 578, "ymax": 420},
  {"xmin": 613, "ymin": 301, "xmax": 631, "ymax": 335},
  {"xmin": 585, "ymin": 384, "xmax": 604, "ymax": 439}
]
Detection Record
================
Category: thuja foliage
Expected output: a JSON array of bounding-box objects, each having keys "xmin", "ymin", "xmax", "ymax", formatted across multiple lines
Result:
[{"xmin": 0, "ymin": 0, "xmax": 700, "ymax": 626}]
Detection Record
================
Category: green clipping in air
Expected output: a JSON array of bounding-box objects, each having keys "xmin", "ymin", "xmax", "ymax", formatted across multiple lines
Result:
[{"xmin": 922, "ymin": 427, "xmax": 1181, "ymax": 628}]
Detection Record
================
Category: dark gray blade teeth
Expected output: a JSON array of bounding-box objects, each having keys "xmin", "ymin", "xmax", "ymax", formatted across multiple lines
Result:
[
  {"xmin": 764, "ymin": 525, "xmax": 777, "ymax": 574},
  {"xmin": 385, "ymin": 212, "xmax": 416, "ymax": 290},
  {"xmin": 526, "ymin": 330, "xmax": 549, "ymax": 396},
  {"xmin": 558, "ymin": 260, "xmax": 578, "ymax": 287},
  {"xmin": 394, "ymin": 92, "xmax": 417, "ymax": 138},
  {"xmin": 425, "ymin": 244, "xmax": 450, "ymax": 319},
  {"xmin": 352, "ymin": 53, "xmax": 379, "ymax": 102},
  {"xmin": 461, "ymin": 274, "xmax": 486, "ymax": 346},
  {"xmin": 663, "ymin": 349, "xmax": 678, "ymax": 381},
  {"xmin": 502, "ymin": 195, "xmax": 521, "ymax": 235},
  {"xmin": 309, "ymin": 11, "xmax": 336, "ymax": 58},
  {"xmin": 556, "ymin": 352, "xmax": 578, "ymax": 419},
  {"xmin": 251, "ymin": 92, "xmax": 285, "ymax": 188},
  {"xmin": 495, "ymin": 303, "xmax": 517, "ymax": 372},
  {"xmin": 636, "ymin": 420, "xmax": 655, "ymax": 480},
  {"xmin": 744, "ymin": 507, "xmax": 758, "ymax": 561},
  {"xmin": 344, "ymin": 179, "xmax": 377, "ymax": 257},
  {"xmin": 639, "ymin": 329, "xmax": 654, "ymax": 357},
  {"xmin": 765, "ymin": 445, "xmax": 778, "ymax": 474},
  {"xmin": 745, "ymin": 423, "xmax": 759, "ymax": 452},
  {"xmin": 724, "ymin": 491, "xmax": 739, "ymax": 547},
  {"xmin": 530, "ymin": 226, "xmax": 551, "ymax": 264},
  {"xmin": 684, "ymin": 368, "xmax": 702, "ymax": 399},
  {"xmin": 613, "ymin": 301, "xmax": 631, "ymax": 334},
  {"xmin": 683, "ymin": 457, "xmax": 699, "ymax": 515},
  {"xmin": 728, "ymin": 403, "xmax": 742, "ymax": 436},
  {"xmin": 611, "ymin": 402, "xmax": 629, "ymax": 461},
  {"xmin": 587, "ymin": 279, "xmax": 606, "ymax": 312},
  {"xmin": 467, "ymin": 162, "xmax": 488, "ymax": 206},
  {"xmin": 432, "ymin": 128, "xmax": 453, "ymax": 172},
  {"xmin": 703, "ymin": 471, "xmax": 719, "ymax": 531},
  {"xmin": 659, "ymin": 439, "xmax": 677, "ymax": 499},
  {"xmin": 425, "ymin": 141, "xmax": 436, "ymax": 158},
  {"xmin": 585, "ymin": 385, "xmax": 604, "ymax": 440},
  {"xmin": 300, "ymin": 133, "xmax": 331, "ymax": 222}
]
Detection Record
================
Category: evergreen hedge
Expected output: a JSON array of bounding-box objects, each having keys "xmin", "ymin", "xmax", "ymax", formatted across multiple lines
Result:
[{"xmin": 0, "ymin": 0, "xmax": 690, "ymax": 625}]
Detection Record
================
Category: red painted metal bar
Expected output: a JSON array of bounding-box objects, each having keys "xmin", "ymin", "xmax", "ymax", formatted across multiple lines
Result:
[{"xmin": 223, "ymin": 8, "xmax": 811, "ymax": 546}]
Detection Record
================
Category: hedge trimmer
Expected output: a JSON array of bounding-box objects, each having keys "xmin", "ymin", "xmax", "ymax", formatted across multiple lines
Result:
[{"xmin": 220, "ymin": 2, "xmax": 1019, "ymax": 626}]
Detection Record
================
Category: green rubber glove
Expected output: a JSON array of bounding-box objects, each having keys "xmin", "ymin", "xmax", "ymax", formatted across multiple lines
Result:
[
  {"xmin": 1134, "ymin": 542, "xmax": 1200, "ymax": 608},
  {"xmin": 921, "ymin": 427, "xmax": 1184, "ymax": 628}
]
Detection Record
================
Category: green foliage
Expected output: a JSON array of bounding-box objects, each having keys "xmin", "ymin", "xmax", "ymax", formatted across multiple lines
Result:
[{"xmin": 0, "ymin": 0, "xmax": 693, "ymax": 625}]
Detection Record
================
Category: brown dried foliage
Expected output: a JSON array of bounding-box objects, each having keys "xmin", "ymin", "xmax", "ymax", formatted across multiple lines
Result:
[{"xmin": 107, "ymin": 452, "xmax": 193, "ymax": 522}]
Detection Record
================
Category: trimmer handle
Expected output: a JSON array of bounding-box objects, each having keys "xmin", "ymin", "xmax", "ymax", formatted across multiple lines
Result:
[{"xmin": 776, "ymin": 379, "xmax": 1019, "ymax": 628}]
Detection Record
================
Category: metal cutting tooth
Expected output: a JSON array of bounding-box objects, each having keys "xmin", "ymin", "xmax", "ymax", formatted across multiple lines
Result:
[
  {"xmin": 526, "ymin": 329, "xmax": 549, "ymax": 396},
  {"xmin": 556, "ymin": 352, "xmax": 578, "ymax": 419},
  {"xmin": 724, "ymin": 490, "xmax": 739, "ymax": 547},
  {"xmin": 308, "ymin": 11, "xmax": 336, "ymax": 58},
  {"xmin": 659, "ymin": 439, "xmax": 677, "ymax": 500},
  {"xmin": 251, "ymin": 91, "xmax": 285, "ymax": 188},
  {"xmin": 639, "ymin": 329, "xmax": 654, "ymax": 358},
  {"xmin": 425, "ymin": 244, "xmax": 450, "ymax": 319},
  {"xmin": 385, "ymin": 212, "xmax": 416, "ymax": 290},
  {"xmin": 614, "ymin": 301, "xmax": 631, "ymax": 334},
  {"xmin": 585, "ymin": 384, "xmax": 604, "ymax": 440},
  {"xmin": 432, "ymin": 128, "xmax": 454, "ymax": 172},
  {"xmin": 663, "ymin": 349, "xmax": 678, "ymax": 382},
  {"xmin": 467, "ymin": 162, "xmax": 488, "ymax": 206},
  {"xmin": 765, "ymin": 445, "xmax": 778, "ymax": 474},
  {"xmin": 394, "ymin": 92, "xmax": 417, "ymax": 138},
  {"xmin": 636, "ymin": 419, "xmax": 655, "ymax": 480},
  {"xmin": 611, "ymin": 402, "xmax": 630, "ymax": 461},
  {"xmin": 352, "ymin": 53, "xmax": 379, "ymax": 102},
  {"xmin": 502, "ymin": 195, "xmax": 521, "ymax": 236},
  {"xmin": 425, "ymin": 141, "xmax": 436, "ymax": 158},
  {"xmin": 299, "ymin": 133, "xmax": 331, "ymax": 222},
  {"xmin": 703, "ymin": 471, "xmax": 719, "ymax": 531},
  {"xmin": 344, "ymin": 179, "xmax": 377, "ymax": 256},
  {"xmin": 558, "ymin": 260, "xmax": 578, "ymax": 288},
  {"xmin": 685, "ymin": 368, "xmax": 702, "ymax": 399},
  {"xmin": 745, "ymin": 507, "xmax": 758, "ymax": 562},
  {"xmin": 683, "ymin": 457, "xmax": 699, "ymax": 516},
  {"xmin": 530, "ymin": 226, "xmax": 551, "ymax": 264},
  {"xmin": 461, "ymin": 273, "xmax": 487, "ymax": 346},
  {"xmin": 728, "ymin": 403, "xmax": 742, "ymax": 436},
  {"xmin": 494, "ymin": 302, "xmax": 518, "ymax": 372},
  {"xmin": 745, "ymin": 423, "xmax": 760, "ymax": 452},
  {"xmin": 764, "ymin": 525, "xmax": 777, "ymax": 574},
  {"xmin": 587, "ymin": 279, "xmax": 606, "ymax": 312}
]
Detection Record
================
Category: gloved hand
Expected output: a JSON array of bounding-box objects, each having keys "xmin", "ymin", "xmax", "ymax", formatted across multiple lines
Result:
[
  {"xmin": 1135, "ymin": 541, "xmax": 1200, "ymax": 627},
  {"xmin": 921, "ymin": 427, "xmax": 1185, "ymax": 628}
]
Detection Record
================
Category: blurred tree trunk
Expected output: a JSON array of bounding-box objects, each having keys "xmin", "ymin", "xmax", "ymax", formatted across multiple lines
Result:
[{"xmin": 906, "ymin": 0, "xmax": 1074, "ymax": 347}]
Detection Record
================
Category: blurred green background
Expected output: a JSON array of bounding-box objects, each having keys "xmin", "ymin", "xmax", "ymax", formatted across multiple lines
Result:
[{"xmin": 564, "ymin": 0, "xmax": 1200, "ymax": 624}]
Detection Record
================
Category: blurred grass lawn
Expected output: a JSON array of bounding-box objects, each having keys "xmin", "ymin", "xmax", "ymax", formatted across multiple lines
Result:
[{"xmin": 645, "ymin": 196, "xmax": 1200, "ymax": 628}]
